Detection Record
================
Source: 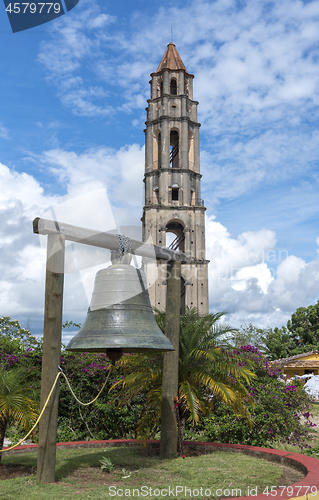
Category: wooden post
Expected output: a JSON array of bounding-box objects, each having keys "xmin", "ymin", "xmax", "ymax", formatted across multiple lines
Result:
[
  {"xmin": 160, "ymin": 259, "xmax": 181, "ymax": 458},
  {"xmin": 37, "ymin": 233, "xmax": 65, "ymax": 483}
]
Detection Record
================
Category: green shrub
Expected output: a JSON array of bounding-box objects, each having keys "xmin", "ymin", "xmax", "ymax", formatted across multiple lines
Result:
[{"xmin": 204, "ymin": 346, "xmax": 314, "ymax": 450}]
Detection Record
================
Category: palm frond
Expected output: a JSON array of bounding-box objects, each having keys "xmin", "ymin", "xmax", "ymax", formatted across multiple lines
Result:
[{"xmin": 112, "ymin": 307, "xmax": 257, "ymax": 435}]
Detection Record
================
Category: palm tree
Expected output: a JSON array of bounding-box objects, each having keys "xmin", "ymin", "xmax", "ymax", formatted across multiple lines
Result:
[
  {"xmin": 110, "ymin": 307, "xmax": 256, "ymax": 438},
  {"xmin": 0, "ymin": 369, "xmax": 38, "ymax": 463}
]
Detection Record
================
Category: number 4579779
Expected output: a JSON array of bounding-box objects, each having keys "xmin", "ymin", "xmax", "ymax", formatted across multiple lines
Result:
[{"xmin": 5, "ymin": 3, "xmax": 61, "ymax": 14}]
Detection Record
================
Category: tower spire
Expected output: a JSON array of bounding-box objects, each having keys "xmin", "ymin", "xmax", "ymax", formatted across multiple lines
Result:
[{"xmin": 155, "ymin": 43, "xmax": 189, "ymax": 74}]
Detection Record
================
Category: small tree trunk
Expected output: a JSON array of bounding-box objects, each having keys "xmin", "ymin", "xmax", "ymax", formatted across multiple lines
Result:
[
  {"xmin": 0, "ymin": 413, "xmax": 8, "ymax": 465},
  {"xmin": 177, "ymin": 416, "xmax": 185, "ymax": 453}
]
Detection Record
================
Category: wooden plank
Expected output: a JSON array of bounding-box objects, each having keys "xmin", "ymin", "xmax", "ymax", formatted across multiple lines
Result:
[
  {"xmin": 160, "ymin": 260, "xmax": 181, "ymax": 458},
  {"xmin": 33, "ymin": 217, "xmax": 188, "ymax": 263},
  {"xmin": 36, "ymin": 233, "xmax": 65, "ymax": 483}
]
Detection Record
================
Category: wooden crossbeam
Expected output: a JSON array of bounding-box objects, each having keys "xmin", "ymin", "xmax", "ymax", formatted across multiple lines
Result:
[{"xmin": 33, "ymin": 218, "xmax": 188, "ymax": 264}]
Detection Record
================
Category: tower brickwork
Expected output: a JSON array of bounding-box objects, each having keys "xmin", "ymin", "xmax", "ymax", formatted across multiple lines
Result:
[{"xmin": 142, "ymin": 43, "xmax": 209, "ymax": 315}]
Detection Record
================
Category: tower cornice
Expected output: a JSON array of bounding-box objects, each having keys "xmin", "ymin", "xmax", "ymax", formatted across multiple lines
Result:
[
  {"xmin": 147, "ymin": 96, "xmax": 199, "ymax": 106},
  {"xmin": 143, "ymin": 169, "xmax": 202, "ymax": 180},
  {"xmin": 143, "ymin": 205, "xmax": 206, "ymax": 212},
  {"xmin": 144, "ymin": 116, "xmax": 201, "ymax": 128},
  {"xmin": 150, "ymin": 68, "xmax": 194, "ymax": 78}
]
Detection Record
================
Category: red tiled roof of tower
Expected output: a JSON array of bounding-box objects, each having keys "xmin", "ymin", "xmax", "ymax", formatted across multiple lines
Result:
[{"xmin": 156, "ymin": 43, "xmax": 188, "ymax": 73}]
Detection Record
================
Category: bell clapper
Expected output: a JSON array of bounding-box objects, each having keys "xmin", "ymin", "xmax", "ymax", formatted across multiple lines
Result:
[{"xmin": 106, "ymin": 348, "xmax": 123, "ymax": 365}]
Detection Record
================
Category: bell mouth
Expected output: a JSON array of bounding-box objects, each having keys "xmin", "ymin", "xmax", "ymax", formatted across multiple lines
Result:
[{"xmin": 106, "ymin": 348, "xmax": 123, "ymax": 365}]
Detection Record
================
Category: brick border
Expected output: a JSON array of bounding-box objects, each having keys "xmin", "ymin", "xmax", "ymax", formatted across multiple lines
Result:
[{"xmin": 3, "ymin": 439, "xmax": 319, "ymax": 499}]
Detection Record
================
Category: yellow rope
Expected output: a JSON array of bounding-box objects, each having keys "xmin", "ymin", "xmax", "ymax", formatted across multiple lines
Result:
[
  {"xmin": 1, "ymin": 368, "xmax": 111, "ymax": 453},
  {"xmin": 1, "ymin": 371, "xmax": 62, "ymax": 453},
  {"xmin": 60, "ymin": 369, "xmax": 110, "ymax": 406}
]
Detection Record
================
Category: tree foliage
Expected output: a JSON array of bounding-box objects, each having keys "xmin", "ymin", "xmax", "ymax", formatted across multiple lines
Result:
[
  {"xmin": 263, "ymin": 326, "xmax": 293, "ymax": 360},
  {"xmin": 244, "ymin": 301, "xmax": 319, "ymax": 360},
  {"xmin": 287, "ymin": 301, "xmax": 319, "ymax": 351},
  {"xmin": 111, "ymin": 307, "xmax": 256, "ymax": 438},
  {"xmin": 57, "ymin": 352, "xmax": 144, "ymax": 442},
  {"xmin": 0, "ymin": 368, "xmax": 39, "ymax": 462},
  {"xmin": 228, "ymin": 323, "xmax": 268, "ymax": 352},
  {"xmin": 205, "ymin": 346, "xmax": 314, "ymax": 450}
]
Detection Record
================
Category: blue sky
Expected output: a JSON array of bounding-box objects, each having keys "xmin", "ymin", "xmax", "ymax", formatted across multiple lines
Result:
[{"xmin": 1, "ymin": 0, "xmax": 319, "ymax": 339}]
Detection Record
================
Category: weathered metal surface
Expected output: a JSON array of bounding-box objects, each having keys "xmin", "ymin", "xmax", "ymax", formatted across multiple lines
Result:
[{"xmin": 66, "ymin": 263, "xmax": 174, "ymax": 354}]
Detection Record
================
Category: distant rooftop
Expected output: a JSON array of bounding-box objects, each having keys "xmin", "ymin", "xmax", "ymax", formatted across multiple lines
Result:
[{"xmin": 271, "ymin": 350, "xmax": 319, "ymax": 367}]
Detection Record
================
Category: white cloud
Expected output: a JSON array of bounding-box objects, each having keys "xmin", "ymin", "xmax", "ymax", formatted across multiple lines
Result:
[
  {"xmin": 0, "ymin": 162, "xmax": 58, "ymax": 328},
  {"xmin": 38, "ymin": 4, "xmax": 116, "ymax": 116},
  {"xmin": 36, "ymin": 0, "xmax": 319, "ymax": 205},
  {"xmin": 206, "ymin": 215, "xmax": 319, "ymax": 327},
  {"xmin": 230, "ymin": 263, "xmax": 273, "ymax": 293},
  {"xmin": 0, "ymin": 162, "xmax": 57, "ymax": 214},
  {"xmin": 1, "ymin": 149, "xmax": 319, "ymax": 335},
  {"xmin": 3, "ymin": 0, "xmax": 319, "ymax": 335},
  {"xmin": 0, "ymin": 140, "xmax": 146, "ymax": 332},
  {"xmin": 38, "ymin": 144, "xmax": 144, "ymax": 215},
  {"xmin": 206, "ymin": 215, "xmax": 277, "ymax": 275},
  {"xmin": 0, "ymin": 123, "xmax": 8, "ymax": 140}
]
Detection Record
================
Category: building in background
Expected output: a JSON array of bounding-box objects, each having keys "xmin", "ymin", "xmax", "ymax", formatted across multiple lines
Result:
[
  {"xmin": 273, "ymin": 351, "xmax": 319, "ymax": 377},
  {"xmin": 142, "ymin": 43, "xmax": 209, "ymax": 314}
]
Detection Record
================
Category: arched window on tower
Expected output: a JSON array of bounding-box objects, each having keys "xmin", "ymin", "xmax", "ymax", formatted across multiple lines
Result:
[
  {"xmin": 172, "ymin": 185, "xmax": 179, "ymax": 201},
  {"xmin": 170, "ymin": 130, "xmax": 179, "ymax": 168},
  {"xmin": 165, "ymin": 221, "xmax": 185, "ymax": 253},
  {"xmin": 157, "ymin": 78, "xmax": 163, "ymax": 98},
  {"xmin": 165, "ymin": 222, "xmax": 186, "ymax": 312},
  {"xmin": 170, "ymin": 78, "xmax": 177, "ymax": 95}
]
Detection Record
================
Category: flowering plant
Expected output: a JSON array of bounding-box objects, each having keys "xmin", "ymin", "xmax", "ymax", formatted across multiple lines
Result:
[{"xmin": 205, "ymin": 345, "xmax": 314, "ymax": 450}]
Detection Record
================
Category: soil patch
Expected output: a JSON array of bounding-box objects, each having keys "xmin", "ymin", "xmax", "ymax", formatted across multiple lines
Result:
[
  {"xmin": 276, "ymin": 463, "xmax": 305, "ymax": 487},
  {"xmin": 0, "ymin": 464, "xmax": 36, "ymax": 481}
]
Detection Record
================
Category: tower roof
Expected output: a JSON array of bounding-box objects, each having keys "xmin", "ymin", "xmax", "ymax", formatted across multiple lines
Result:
[{"xmin": 155, "ymin": 43, "xmax": 188, "ymax": 73}]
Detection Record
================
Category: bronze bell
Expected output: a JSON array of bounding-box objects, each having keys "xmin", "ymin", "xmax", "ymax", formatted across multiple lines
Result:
[{"xmin": 66, "ymin": 254, "xmax": 174, "ymax": 363}]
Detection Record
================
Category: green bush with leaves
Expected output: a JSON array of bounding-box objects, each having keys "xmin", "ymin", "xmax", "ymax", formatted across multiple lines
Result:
[
  {"xmin": 111, "ymin": 308, "xmax": 256, "ymax": 439},
  {"xmin": 57, "ymin": 352, "xmax": 145, "ymax": 441},
  {"xmin": 1, "ymin": 317, "xmax": 144, "ymax": 444},
  {"xmin": 205, "ymin": 345, "xmax": 314, "ymax": 450},
  {"xmin": 0, "ymin": 368, "xmax": 39, "ymax": 461},
  {"xmin": 0, "ymin": 317, "xmax": 42, "ymax": 452},
  {"xmin": 0, "ymin": 316, "xmax": 43, "ymax": 375}
]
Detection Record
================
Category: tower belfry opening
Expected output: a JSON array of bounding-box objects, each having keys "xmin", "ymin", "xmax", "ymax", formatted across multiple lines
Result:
[
  {"xmin": 170, "ymin": 130, "xmax": 179, "ymax": 168},
  {"xmin": 142, "ymin": 43, "xmax": 209, "ymax": 314}
]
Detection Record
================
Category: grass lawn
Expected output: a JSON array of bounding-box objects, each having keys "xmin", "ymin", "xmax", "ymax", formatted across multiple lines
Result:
[
  {"xmin": 1, "ymin": 445, "xmax": 287, "ymax": 500},
  {"xmin": 2, "ymin": 402, "xmax": 319, "ymax": 499}
]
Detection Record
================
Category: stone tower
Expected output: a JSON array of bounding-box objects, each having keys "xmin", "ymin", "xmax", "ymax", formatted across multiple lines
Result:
[{"xmin": 141, "ymin": 43, "xmax": 209, "ymax": 315}]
